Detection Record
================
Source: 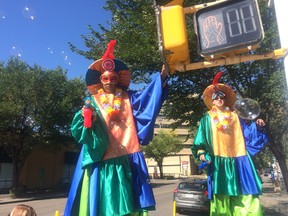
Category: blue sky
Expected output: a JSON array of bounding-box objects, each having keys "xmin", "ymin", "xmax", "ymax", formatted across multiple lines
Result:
[{"xmin": 0, "ymin": 0, "xmax": 110, "ymax": 79}]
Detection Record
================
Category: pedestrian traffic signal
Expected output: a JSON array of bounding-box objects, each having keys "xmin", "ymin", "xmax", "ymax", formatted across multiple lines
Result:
[
  {"xmin": 159, "ymin": 4, "xmax": 190, "ymax": 74},
  {"xmin": 194, "ymin": 0, "xmax": 264, "ymax": 56}
]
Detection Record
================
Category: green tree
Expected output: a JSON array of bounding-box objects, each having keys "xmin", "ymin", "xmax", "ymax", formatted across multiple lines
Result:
[
  {"xmin": 141, "ymin": 130, "xmax": 182, "ymax": 179},
  {"xmin": 69, "ymin": 0, "xmax": 162, "ymax": 83},
  {"xmin": 0, "ymin": 58, "xmax": 85, "ymax": 191},
  {"xmin": 68, "ymin": 0, "xmax": 288, "ymax": 191}
]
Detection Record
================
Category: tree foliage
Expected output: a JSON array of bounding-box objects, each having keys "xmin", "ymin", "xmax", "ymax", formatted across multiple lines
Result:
[
  {"xmin": 141, "ymin": 130, "xmax": 183, "ymax": 178},
  {"xmin": 68, "ymin": 0, "xmax": 288, "ymax": 190},
  {"xmin": 0, "ymin": 58, "xmax": 85, "ymax": 189},
  {"xmin": 69, "ymin": 0, "xmax": 162, "ymax": 83}
]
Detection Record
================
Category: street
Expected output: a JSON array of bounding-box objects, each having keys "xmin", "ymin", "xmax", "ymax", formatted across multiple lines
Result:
[
  {"xmin": 0, "ymin": 176, "xmax": 287, "ymax": 216},
  {"xmin": 0, "ymin": 181, "xmax": 180, "ymax": 216},
  {"xmin": 150, "ymin": 180, "xmax": 178, "ymax": 216}
]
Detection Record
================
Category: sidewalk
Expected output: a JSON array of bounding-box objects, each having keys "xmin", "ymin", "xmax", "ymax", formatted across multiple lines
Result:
[
  {"xmin": 0, "ymin": 189, "xmax": 68, "ymax": 205},
  {"xmin": 260, "ymin": 176, "xmax": 288, "ymax": 216}
]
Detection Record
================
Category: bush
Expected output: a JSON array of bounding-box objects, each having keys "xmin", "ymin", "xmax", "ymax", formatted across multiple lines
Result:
[{"xmin": 9, "ymin": 187, "xmax": 24, "ymax": 198}]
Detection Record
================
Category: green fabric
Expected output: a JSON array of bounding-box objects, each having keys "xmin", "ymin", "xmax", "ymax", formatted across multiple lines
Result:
[
  {"xmin": 213, "ymin": 156, "xmax": 239, "ymax": 195},
  {"xmin": 71, "ymin": 100, "xmax": 109, "ymax": 167},
  {"xmin": 209, "ymin": 155, "xmax": 261, "ymax": 196},
  {"xmin": 193, "ymin": 112, "xmax": 264, "ymax": 215},
  {"xmin": 210, "ymin": 194, "xmax": 262, "ymax": 216},
  {"xmin": 79, "ymin": 169, "xmax": 90, "ymax": 216},
  {"xmin": 192, "ymin": 114, "xmax": 261, "ymax": 196},
  {"xmin": 192, "ymin": 113, "xmax": 213, "ymax": 161},
  {"xmin": 98, "ymin": 155, "xmax": 134, "ymax": 215}
]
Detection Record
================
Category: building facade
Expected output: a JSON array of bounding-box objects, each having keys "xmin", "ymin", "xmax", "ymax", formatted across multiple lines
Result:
[
  {"xmin": 0, "ymin": 116, "xmax": 197, "ymax": 190},
  {"xmin": 145, "ymin": 115, "xmax": 198, "ymax": 179}
]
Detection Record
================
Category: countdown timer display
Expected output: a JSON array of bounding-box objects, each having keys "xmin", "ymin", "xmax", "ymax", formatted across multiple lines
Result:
[{"xmin": 194, "ymin": 0, "xmax": 264, "ymax": 56}]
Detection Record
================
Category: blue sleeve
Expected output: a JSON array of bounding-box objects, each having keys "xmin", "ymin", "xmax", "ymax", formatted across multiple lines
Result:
[
  {"xmin": 240, "ymin": 118, "xmax": 268, "ymax": 156},
  {"xmin": 128, "ymin": 73, "xmax": 168, "ymax": 145}
]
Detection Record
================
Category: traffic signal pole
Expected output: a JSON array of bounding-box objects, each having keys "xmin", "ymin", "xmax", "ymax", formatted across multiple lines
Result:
[
  {"xmin": 274, "ymin": 0, "xmax": 288, "ymax": 87},
  {"xmin": 174, "ymin": 48, "xmax": 287, "ymax": 72},
  {"xmin": 155, "ymin": 0, "xmax": 288, "ymax": 75}
]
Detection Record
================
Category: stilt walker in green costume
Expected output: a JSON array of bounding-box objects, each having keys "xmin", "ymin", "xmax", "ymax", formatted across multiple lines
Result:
[
  {"xmin": 191, "ymin": 72, "xmax": 268, "ymax": 216},
  {"xmin": 64, "ymin": 40, "xmax": 169, "ymax": 216}
]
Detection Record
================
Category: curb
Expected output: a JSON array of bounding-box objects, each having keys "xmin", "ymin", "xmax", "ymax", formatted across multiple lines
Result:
[{"xmin": 0, "ymin": 192, "xmax": 68, "ymax": 205}]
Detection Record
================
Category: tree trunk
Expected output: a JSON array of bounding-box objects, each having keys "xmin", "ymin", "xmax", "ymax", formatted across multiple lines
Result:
[
  {"xmin": 277, "ymin": 157, "xmax": 288, "ymax": 193},
  {"xmin": 158, "ymin": 160, "xmax": 164, "ymax": 179},
  {"xmin": 12, "ymin": 149, "xmax": 20, "ymax": 188}
]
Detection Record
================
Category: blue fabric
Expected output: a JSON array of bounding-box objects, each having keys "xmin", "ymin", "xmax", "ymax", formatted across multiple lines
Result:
[
  {"xmin": 64, "ymin": 148, "xmax": 100, "ymax": 216},
  {"xmin": 64, "ymin": 148, "xmax": 84, "ymax": 216},
  {"xmin": 65, "ymin": 73, "xmax": 167, "ymax": 215},
  {"xmin": 235, "ymin": 155, "xmax": 262, "ymax": 195},
  {"xmin": 89, "ymin": 164, "xmax": 99, "ymax": 216},
  {"xmin": 129, "ymin": 73, "xmax": 168, "ymax": 145},
  {"xmin": 129, "ymin": 152, "xmax": 156, "ymax": 209},
  {"xmin": 192, "ymin": 115, "xmax": 267, "ymax": 200},
  {"xmin": 207, "ymin": 167, "xmax": 213, "ymax": 200},
  {"xmin": 240, "ymin": 118, "xmax": 268, "ymax": 156}
]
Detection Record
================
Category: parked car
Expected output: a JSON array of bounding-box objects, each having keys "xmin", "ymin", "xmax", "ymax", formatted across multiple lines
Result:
[{"xmin": 173, "ymin": 179, "xmax": 210, "ymax": 214}]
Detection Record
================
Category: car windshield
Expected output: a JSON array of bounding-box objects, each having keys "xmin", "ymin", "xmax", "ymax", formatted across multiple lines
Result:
[{"xmin": 178, "ymin": 182, "xmax": 206, "ymax": 191}]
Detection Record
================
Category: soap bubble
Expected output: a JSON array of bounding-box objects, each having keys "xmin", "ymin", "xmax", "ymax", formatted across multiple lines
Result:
[
  {"xmin": 61, "ymin": 51, "xmax": 72, "ymax": 66},
  {"xmin": 234, "ymin": 97, "xmax": 261, "ymax": 120},
  {"xmin": 10, "ymin": 46, "xmax": 23, "ymax": 58},
  {"xmin": 0, "ymin": 11, "xmax": 6, "ymax": 21},
  {"xmin": 47, "ymin": 47, "xmax": 54, "ymax": 54},
  {"xmin": 22, "ymin": 6, "xmax": 36, "ymax": 20}
]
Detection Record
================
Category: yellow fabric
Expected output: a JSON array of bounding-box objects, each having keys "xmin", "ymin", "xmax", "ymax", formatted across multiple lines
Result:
[
  {"xmin": 93, "ymin": 91, "xmax": 140, "ymax": 161},
  {"xmin": 209, "ymin": 111, "xmax": 246, "ymax": 157},
  {"xmin": 79, "ymin": 169, "xmax": 89, "ymax": 216}
]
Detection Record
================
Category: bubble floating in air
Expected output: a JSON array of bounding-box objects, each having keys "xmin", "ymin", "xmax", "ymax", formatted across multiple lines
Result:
[
  {"xmin": 47, "ymin": 47, "xmax": 54, "ymax": 54},
  {"xmin": 22, "ymin": 6, "xmax": 36, "ymax": 20},
  {"xmin": 234, "ymin": 97, "xmax": 261, "ymax": 120},
  {"xmin": 0, "ymin": 11, "xmax": 6, "ymax": 21},
  {"xmin": 61, "ymin": 51, "xmax": 72, "ymax": 66},
  {"xmin": 10, "ymin": 46, "xmax": 23, "ymax": 58}
]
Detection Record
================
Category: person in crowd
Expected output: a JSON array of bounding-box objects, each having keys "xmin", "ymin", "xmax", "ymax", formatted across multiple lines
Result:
[
  {"xmin": 272, "ymin": 163, "xmax": 282, "ymax": 192},
  {"xmin": 64, "ymin": 40, "xmax": 168, "ymax": 216},
  {"xmin": 191, "ymin": 72, "xmax": 268, "ymax": 215},
  {"xmin": 8, "ymin": 204, "xmax": 37, "ymax": 216}
]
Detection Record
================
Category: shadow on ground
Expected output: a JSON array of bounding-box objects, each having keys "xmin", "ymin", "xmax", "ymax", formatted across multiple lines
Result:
[
  {"xmin": 151, "ymin": 182, "xmax": 176, "ymax": 188},
  {"xmin": 262, "ymin": 207, "xmax": 287, "ymax": 216},
  {"xmin": 176, "ymin": 210, "xmax": 209, "ymax": 216}
]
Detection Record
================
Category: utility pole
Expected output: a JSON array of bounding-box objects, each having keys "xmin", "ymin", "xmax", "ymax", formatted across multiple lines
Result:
[{"xmin": 272, "ymin": 0, "xmax": 288, "ymax": 87}]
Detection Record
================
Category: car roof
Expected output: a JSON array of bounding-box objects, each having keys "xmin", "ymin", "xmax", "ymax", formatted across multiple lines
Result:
[{"xmin": 178, "ymin": 178, "xmax": 207, "ymax": 184}]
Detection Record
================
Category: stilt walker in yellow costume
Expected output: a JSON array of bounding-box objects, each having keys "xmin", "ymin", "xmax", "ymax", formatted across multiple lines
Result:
[{"xmin": 192, "ymin": 72, "xmax": 268, "ymax": 216}]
